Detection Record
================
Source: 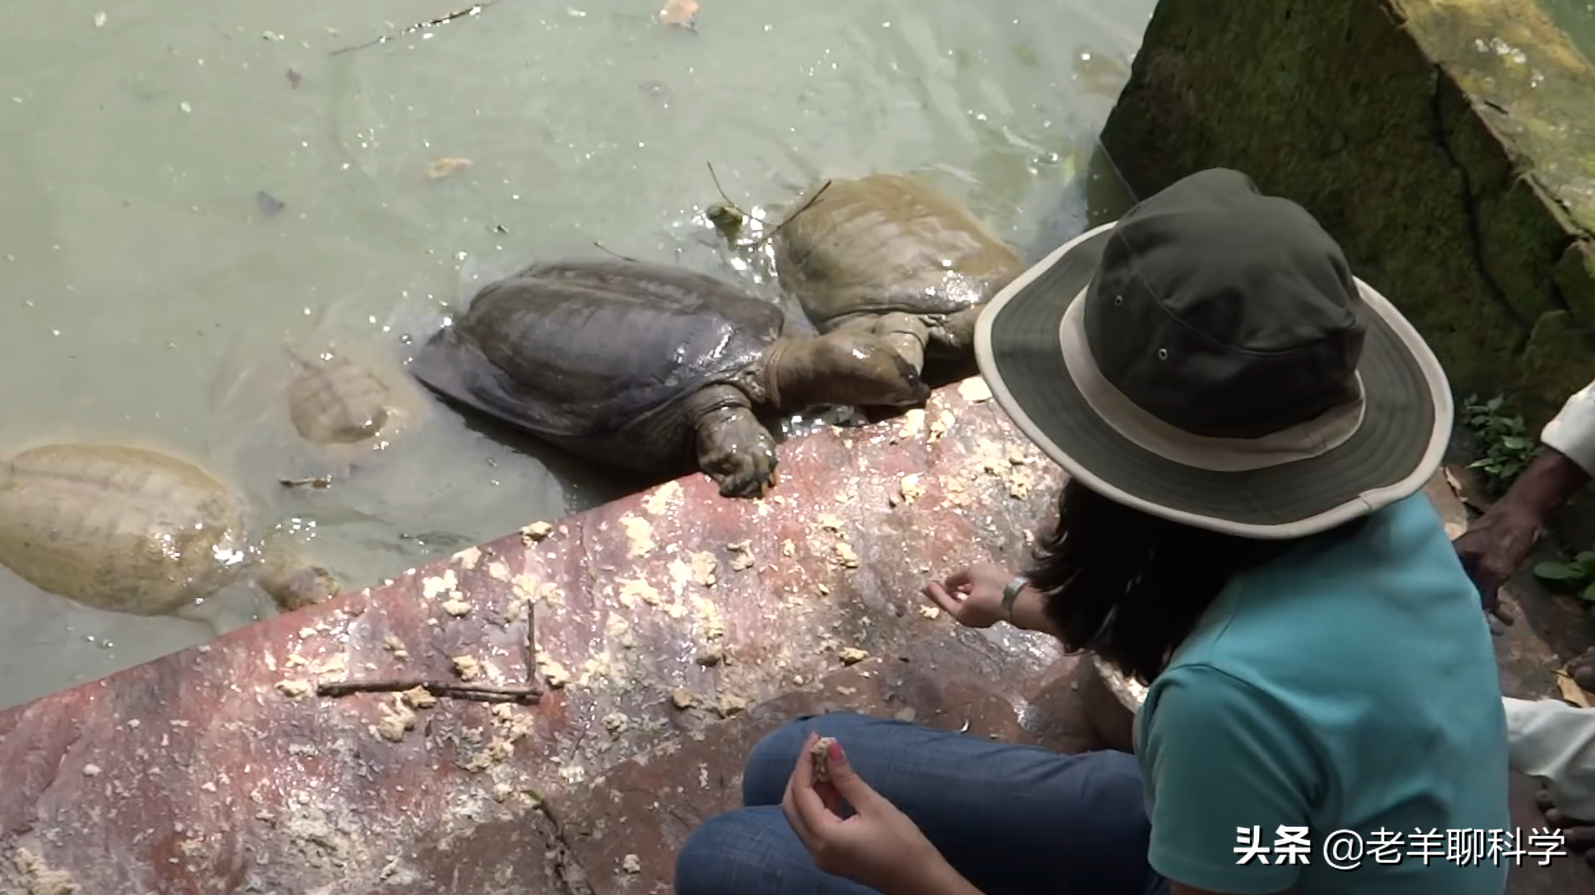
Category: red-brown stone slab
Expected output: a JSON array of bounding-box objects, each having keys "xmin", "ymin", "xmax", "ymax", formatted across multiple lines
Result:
[
  {"xmin": 0, "ymin": 380, "xmax": 1063, "ymax": 895},
  {"xmin": 552, "ymin": 630, "xmax": 1096, "ymax": 895}
]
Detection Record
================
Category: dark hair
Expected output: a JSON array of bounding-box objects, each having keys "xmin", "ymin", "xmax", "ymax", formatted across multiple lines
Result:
[{"xmin": 1028, "ymin": 480, "xmax": 1358, "ymax": 684}]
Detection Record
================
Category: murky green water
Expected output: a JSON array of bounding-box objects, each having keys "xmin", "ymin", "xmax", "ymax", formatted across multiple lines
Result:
[
  {"xmin": 0, "ymin": 0, "xmax": 1151, "ymax": 710},
  {"xmin": 1543, "ymin": 0, "xmax": 1595, "ymax": 58}
]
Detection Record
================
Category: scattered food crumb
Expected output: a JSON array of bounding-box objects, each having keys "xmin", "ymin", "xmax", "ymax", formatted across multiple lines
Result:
[
  {"xmin": 896, "ymin": 408, "xmax": 926, "ymax": 440},
  {"xmin": 453, "ymin": 546, "xmax": 482, "ymax": 570},
  {"xmin": 643, "ymin": 480, "xmax": 682, "ymax": 514},
  {"xmin": 833, "ymin": 542, "xmax": 860, "ymax": 569},
  {"xmin": 715, "ymin": 693, "xmax": 749, "ymax": 718},
  {"xmin": 727, "ymin": 540, "xmax": 755, "ymax": 571},
  {"xmin": 422, "ymin": 570, "xmax": 458, "ymax": 599},
  {"xmin": 618, "ymin": 576, "xmax": 662, "ymax": 608},
  {"xmin": 401, "ymin": 686, "xmax": 438, "ymax": 710},
  {"xmin": 918, "ymin": 605, "xmax": 941, "ymax": 620},
  {"xmin": 275, "ymin": 679, "xmax": 312, "ymax": 698},
  {"xmin": 815, "ymin": 583, "xmax": 830, "ymax": 596},
  {"xmin": 492, "ymin": 782, "xmax": 514, "ymax": 802},
  {"xmin": 82, "ymin": 764, "xmax": 102, "ymax": 778},
  {"xmin": 375, "ymin": 695, "xmax": 418, "ymax": 743},
  {"xmin": 959, "ymin": 377, "xmax": 993, "ymax": 403},
  {"xmin": 452, "ymin": 656, "xmax": 482, "ymax": 681},
  {"xmin": 893, "ymin": 707, "xmax": 917, "ymax": 723},
  {"xmin": 622, "ymin": 515, "xmax": 657, "ymax": 557},
  {"xmin": 690, "ymin": 551, "xmax": 718, "ymax": 587},
  {"xmin": 441, "ymin": 597, "xmax": 471, "ymax": 617},
  {"xmin": 1008, "ymin": 446, "xmax": 1028, "ymax": 465},
  {"xmin": 781, "ymin": 538, "xmax": 796, "ymax": 557},
  {"xmin": 670, "ymin": 688, "xmax": 696, "ymax": 709},
  {"xmin": 621, "ymin": 853, "xmax": 644, "ymax": 874},
  {"xmin": 520, "ymin": 521, "xmax": 555, "ymax": 544},
  {"xmin": 603, "ymin": 712, "xmax": 630, "ymax": 737},
  {"xmin": 891, "ymin": 473, "xmax": 926, "ymax": 507},
  {"xmin": 427, "ymin": 157, "xmax": 472, "ymax": 180},
  {"xmin": 383, "ymin": 634, "xmax": 409, "ymax": 661},
  {"xmin": 928, "ymin": 410, "xmax": 954, "ymax": 442},
  {"xmin": 540, "ymin": 658, "xmax": 571, "ymax": 689},
  {"xmin": 694, "ymin": 645, "xmax": 725, "ymax": 667},
  {"xmin": 839, "ymin": 647, "xmax": 869, "ymax": 665},
  {"xmin": 818, "ymin": 514, "xmax": 845, "ymax": 533}
]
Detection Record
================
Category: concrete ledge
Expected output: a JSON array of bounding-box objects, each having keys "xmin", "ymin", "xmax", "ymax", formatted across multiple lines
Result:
[{"xmin": 1101, "ymin": 0, "xmax": 1595, "ymax": 428}]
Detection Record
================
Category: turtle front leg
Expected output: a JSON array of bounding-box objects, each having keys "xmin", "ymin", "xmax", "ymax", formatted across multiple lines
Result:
[
  {"xmin": 871, "ymin": 312, "xmax": 930, "ymax": 374},
  {"xmin": 926, "ymin": 305, "xmax": 984, "ymax": 358},
  {"xmin": 688, "ymin": 384, "xmax": 779, "ymax": 498}
]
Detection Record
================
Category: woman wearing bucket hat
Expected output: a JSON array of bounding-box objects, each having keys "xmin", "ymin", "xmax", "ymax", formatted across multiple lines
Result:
[{"xmin": 673, "ymin": 169, "xmax": 1511, "ymax": 895}]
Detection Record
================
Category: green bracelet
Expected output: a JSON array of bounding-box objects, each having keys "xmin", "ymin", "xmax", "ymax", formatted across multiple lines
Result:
[{"xmin": 1001, "ymin": 575, "xmax": 1028, "ymax": 623}]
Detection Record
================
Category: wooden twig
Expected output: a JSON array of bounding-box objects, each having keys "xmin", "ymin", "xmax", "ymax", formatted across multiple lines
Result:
[
  {"xmin": 280, "ymin": 475, "xmax": 333, "ymax": 490},
  {"xmin": 330, "ymin": 0, "xmax": 503, "ymax": 56},
  {"xmin": 748, "ymin": 180, "xmax": 831, "ymax": 248},
  {"xmin": 317, "ymin": 679, "xmax": 541, "ymax": 704},
  {"xmin": 705, "ymin": 162, "xmax": 752, "ymax": 221},
  {"xmin": 591, "ymin": 241, "xmax": 640, "ymax": 264}
]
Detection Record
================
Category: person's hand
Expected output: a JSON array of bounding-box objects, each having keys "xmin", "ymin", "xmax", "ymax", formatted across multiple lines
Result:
[
  {"xmin": 921, "ymin": 562, "xmax": 1013, "ymax": 628},
  {"xmin": 781, "ymin": 731, "xmax": 949, "ymax": 894},
  {"xmin": 1453, "ymin": 500, "xmax": 1543, "ymax": 625}
]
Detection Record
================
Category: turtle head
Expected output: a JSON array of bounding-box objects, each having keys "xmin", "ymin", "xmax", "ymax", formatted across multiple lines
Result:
[
  {"xmin": 258, "ymin": 563, "xmax": 340, "ymax": 612},
  {"xmin": 771, "ymin": 332, "xmax": 930, "ymax": 411}
]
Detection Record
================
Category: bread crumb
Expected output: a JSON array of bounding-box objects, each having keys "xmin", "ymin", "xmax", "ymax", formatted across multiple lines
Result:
[
  {"xmin": 839, "ymin": 647, "xmax": 868, "ymax": 665},
  {"xmin": 82, "ymin": 764, "xmax": 102, "ymax": 778},
  {"xmin": 275, "ymin": 679, "xmax": 312, "ymax": 698},
  {"xmin": 520, "ymin": 521, "xmax": 555, "ymax": 544},
  {"xmin": 452, "ymin": 656, "xmax": 481, "ymax": 681},
  {"xmin": 441, "ymin": 597, "xmax": 471, "ymax": 617},
  {"xmin": 727, "ymin": 540, "xmax": 755, "ymax": 571},
  {"xmin": 621, "ymin": 853, "xmax": 642, "ymax": 874},
  {"xmin": 670, "ymin": 688, "xmax": 696, "ymax": 709},
  {"xmin": 811, "ymin": 736, "xmax": 837, "ymax": 782}
]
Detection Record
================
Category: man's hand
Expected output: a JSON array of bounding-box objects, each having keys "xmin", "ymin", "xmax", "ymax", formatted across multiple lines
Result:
[
  {"xmin": 1453, "ymin": 500, "xmax": 1541, "ymax": 625},
  {"xmin": 781, "ymin": 731, "xmax": 961, "ymax": 895}
]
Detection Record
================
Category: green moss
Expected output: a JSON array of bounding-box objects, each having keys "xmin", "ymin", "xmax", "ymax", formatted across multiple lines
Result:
[
  {"xmin": 1556, "ymin": 239, "xmax": 1595, "ymax": 323},
  {"xmin": 1101, "ymin": 0, "xmax": 1595, "ymax": 428},
  {"xmin": 1518, "ymin": 310, "xmax": 1595, "ymax": 425}
]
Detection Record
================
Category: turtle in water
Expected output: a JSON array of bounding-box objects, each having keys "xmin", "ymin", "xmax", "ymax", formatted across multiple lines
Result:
[
  {"xmin": 0, "ymin": 443, "xmax": 338, "ymax": 619},
  {"xmin": 712, "ymin": 173, "xmax": 1025, "ymax": 375},
  {"xmin": 276, "ymin": 344, "xmax": 431, "ymax": 490},
  {"xmin": 407, "ymin": 258, "xmax": 931, "ymax": 498}
]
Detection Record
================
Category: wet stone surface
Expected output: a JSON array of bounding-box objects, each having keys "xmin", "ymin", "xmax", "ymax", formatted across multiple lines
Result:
[{"xmin": 0, "ymin": 380, "xmax": 1071, "ymax": 895}]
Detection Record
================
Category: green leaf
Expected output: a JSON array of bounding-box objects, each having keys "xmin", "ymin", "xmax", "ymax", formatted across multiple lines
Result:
[
  {"xmin": 1575, "ymin": 551, "xmax": 1595, "ymax": 566},
  {"xmin": 1534, "ymin": 561, "xmax": 1583, "ymax": 581},
  {"xmin": 1486, "ymin": 396, "xmax": 1504, "ymax": 412},
  {"xmin": 1500, "ymin": 436, "xmax": 1529, "ymax": 451},
  {"xmin": 1582, "ymin": 582, "xmax": 1595, "ymax": 603}
]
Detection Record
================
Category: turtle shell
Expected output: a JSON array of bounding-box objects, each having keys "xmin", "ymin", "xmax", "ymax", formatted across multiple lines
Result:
[
  {"xmin": 0, "ymin": 444, "xmax": 248, "ymax": 616},
  {"xmin": 772, "ymin": 173, "xmax": 1024, "ymax": 327},
  {"xmin": 409, "ymin": 259, "xmax": 782, "ymax": 441}
]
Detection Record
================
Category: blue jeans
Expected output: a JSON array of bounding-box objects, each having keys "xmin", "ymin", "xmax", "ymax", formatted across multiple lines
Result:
[{"xmin": 675, "ymin": 712, "xmax": 1168, "ymax": 895}]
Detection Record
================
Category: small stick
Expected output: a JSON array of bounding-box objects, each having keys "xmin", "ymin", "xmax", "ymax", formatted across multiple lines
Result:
[
  {"xmin": 330, "ymin": 0, "xmax": 502, "ymax": 57},
  {"xmin": 705, "ymin": 162, "xmax": 753, "ymax": 221},
  {"xmin": 280, "ymin": 475, "xmax": 333, "ymax": 490},
  {"xmin": 317, "ymin": 679, "xmax": 541, "ymax": 704},
  {"xmin": 592, "ymin": 241, "xmax": 640, "ymax": 264},
  {"xmin": 747, "ymin": 180, "xmax": 831, "ymax": 249}
]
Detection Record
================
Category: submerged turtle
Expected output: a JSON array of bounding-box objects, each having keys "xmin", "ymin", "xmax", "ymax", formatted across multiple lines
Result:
[
  {"xmin": 284, "ymin": 346, "xmax": 427, "ymax": 451},
  {"xmin": 408, "ymin": 258, "xmax": 930, "ymax": 498},
  {"xmin": 0, "ymin": 444, "xmax": 338, "ymax": 618},
  {"xmin": 720, "ymin": 173, "xmax": 1025, "ymax": 374}
]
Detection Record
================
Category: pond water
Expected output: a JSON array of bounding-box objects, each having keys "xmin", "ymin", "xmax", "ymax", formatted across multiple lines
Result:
[
  {"xmin": 0, "ymin": 0, "xmax": 1152, "ymax": 711},
  {"xmin": 1543, "ymin": 0, "xmax": 1595, "ymax": 58}
]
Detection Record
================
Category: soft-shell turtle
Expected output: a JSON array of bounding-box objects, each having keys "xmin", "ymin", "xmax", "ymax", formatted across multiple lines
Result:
[
  {"xmin": 0, "ymin": 444, "xmax": 337, "ymax": 617},
  {"xmin": 755, "ymin": 173, "xmax": 1024, "ymax": 373},
  {"xmin": 408, "ymin": 259, "xmax": 930, "ymax": 498}
]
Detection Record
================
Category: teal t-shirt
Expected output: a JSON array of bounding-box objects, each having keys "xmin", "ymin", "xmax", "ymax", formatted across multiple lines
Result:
[{"xmin": 1134, "ymin": 494, "xmax": 1510, "ymax": 895}]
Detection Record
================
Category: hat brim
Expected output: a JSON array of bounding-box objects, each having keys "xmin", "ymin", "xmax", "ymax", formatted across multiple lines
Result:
[{"xmin": 975, "ymin": 223, "xmax": 1453, "ymax": 539}]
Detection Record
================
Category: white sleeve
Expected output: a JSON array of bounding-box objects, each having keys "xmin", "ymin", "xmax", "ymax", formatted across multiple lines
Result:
[
  {"xmin": 1503, "ymin": 697, "xmax": 1595, "ymax": 819},
  {"xmin": 1539, "ymin": 378, "xmax": 1595, "ymax": 478}
]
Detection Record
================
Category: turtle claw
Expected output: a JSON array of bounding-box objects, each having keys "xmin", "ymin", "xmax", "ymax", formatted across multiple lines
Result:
[{"xmin": 705, "ymin": 449, "xmax": 779, "ymax": 499}]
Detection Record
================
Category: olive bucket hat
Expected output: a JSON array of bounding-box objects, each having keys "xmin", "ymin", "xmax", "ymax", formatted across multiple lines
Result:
[{"xmin": 975, "ymin": 168, "xmax": 1452, "ymax": 538}]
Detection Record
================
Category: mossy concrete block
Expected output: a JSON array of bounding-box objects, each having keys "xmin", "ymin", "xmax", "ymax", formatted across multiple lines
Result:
[{"xmin": 1101, "ymin": 0, "xmax": 1595, "ymax": 429}]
